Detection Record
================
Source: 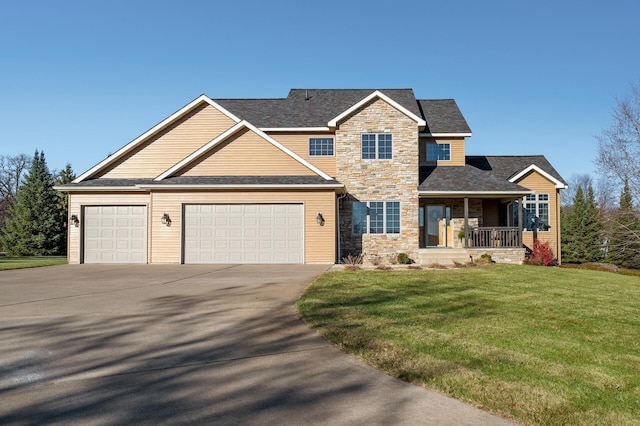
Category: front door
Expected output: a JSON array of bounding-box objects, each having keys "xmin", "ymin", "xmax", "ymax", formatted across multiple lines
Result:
[{"xmin": 425, "ymin": 205, "xmax": 450, "ymax": 247}]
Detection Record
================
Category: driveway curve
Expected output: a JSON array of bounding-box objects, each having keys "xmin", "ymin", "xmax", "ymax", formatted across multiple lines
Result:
[{"xmin": 0, "ymin": 264, "xmax": 517, "ymax": 425}]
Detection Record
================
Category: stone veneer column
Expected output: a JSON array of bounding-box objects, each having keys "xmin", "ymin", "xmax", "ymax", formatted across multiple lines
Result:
[{"xmin": 336, "ymin": 98, "xmax": 419, "ymax": 263}]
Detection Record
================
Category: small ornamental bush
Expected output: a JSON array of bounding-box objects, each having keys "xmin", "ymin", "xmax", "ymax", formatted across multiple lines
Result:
[
  {"xmin": 397, "ymin": 253, "xmax": 410, "ymax": 264},
  {"xmin": 525, "ymin": 240, "xmax": 557, "ymax": 266}
]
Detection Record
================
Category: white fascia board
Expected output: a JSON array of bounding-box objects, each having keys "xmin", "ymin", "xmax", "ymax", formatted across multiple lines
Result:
[
  {"xmin": 136, "ymin": 184, "xmax": 344, "ymax": 190},
  {"xmin": 508, "ymin": 164, "xmax": 567, "ymax": 189},
  {"xmin": 155, "ymin": 121, "xmax": 247, "ymax": 181},
  {"xmin": 73, "ymin": 95, "xmax": 241, "ymax": 183},
  {"xmin": 419, "ymin": 132, "xmax": 473, "ymax": 138},
  {"xmin": 155, "ymin": 120, "xmax": 334, "ymax": 181},
  {"xmin": 328, "ymin": 90, "xmax": 426, "ymax": 128},
  {"xmin": 419, "ymin": 190, "xmax": 534, "ymax": 197},
  {"xmin": 260, "ymin": 127, "xmax": 331, "ymax": 132}
]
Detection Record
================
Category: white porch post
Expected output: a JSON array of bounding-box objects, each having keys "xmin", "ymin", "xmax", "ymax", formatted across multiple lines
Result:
[{"xmin": 464, "ymin": 197, "xmax": 469, "ymax": 248}]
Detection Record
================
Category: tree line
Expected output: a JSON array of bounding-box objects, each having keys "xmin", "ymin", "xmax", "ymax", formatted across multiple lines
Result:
[
  {"xmin": 561, "ymin": 81, "xmax": 640, "ymax": 269},
  {"xmin": 0, "ymin": 151, "xmax": 75, "ymax": 256}
]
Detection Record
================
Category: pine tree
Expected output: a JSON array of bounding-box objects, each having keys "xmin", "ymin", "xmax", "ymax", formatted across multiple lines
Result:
[
  {"xmin": 55, "ymin": 163, "xmax": 76, "ymax": 255},
  {"xmin": 607, "ymin": 180, "xmax": 640, "ymax": 269},
  {"xmin": 561, "ymin": 185, "xmax": 604, "ymax": 263},
  {"xmin": 0, "ymin": 151, "xmax": 66, "ymax": 255}
]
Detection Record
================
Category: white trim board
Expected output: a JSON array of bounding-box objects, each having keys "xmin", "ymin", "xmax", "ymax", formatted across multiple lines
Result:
[{"xmin": 74, "ymin": 95, "xmax": 241, "ymax": 183}]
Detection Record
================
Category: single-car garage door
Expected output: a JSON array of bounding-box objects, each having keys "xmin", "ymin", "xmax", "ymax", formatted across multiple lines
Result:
[
  {"xmin": 83, "ymin": 206, "xmax": 147, "ymax": 263},
  {"xmin": 183, "ymin": 204, "xmax": 304, "ymax": 264}
]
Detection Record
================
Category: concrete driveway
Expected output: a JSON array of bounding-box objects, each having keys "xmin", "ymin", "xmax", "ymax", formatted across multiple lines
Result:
[{"xmin": 0, "ymin": 264, "xmax": 516, "ymax": 425}]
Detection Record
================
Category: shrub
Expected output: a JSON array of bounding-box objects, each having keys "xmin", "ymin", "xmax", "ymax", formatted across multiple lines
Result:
[
  {"xmin": 397, "ymin": 253, "xmax": 410, "ymax": 264},
  {"xmin": 342, "ymin": 254, "xmax": 363, "ymax": 265},
  {"xmin": 525, "ymin": 240, "xmax": 557, "ymax": 266},
  {"xmin": 480, "ymin": 253, "xmax": 493, "ymax": 263}
]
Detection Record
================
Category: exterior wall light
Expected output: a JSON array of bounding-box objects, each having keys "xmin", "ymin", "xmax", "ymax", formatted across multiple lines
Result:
[
  {"xmin": 316, "ymin": 212, "xmax": 325, "ymax": 226},
  {"xmin": 161, "ymin": 213, "xmax": 172, "ymax": 226},
  {"xmin": 70, "ymin": 214, "xmax": 79, "ymax": 227}
]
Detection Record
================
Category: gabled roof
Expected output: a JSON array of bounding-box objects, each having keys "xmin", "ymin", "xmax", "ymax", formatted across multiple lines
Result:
[
  {"xmin": 419, "ymin": 155, "xmax": 567, "ymax": 196},
  {"xmin": 216, "ymin": 89, "xmax": 449, "ymax": 129},
  {"xmin": 74, "ymin": 95, "xmax": 241, "ymax": 183},
  {"xmin": 154, "ymin": 120, "xmax": 333, "ymax": 181},
  {"xmin": 468, "ymin": 156, "xmax": 567, "ymax": 187}
]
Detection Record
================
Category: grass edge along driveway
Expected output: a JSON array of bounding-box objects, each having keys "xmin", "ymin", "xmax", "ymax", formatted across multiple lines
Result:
[
  {"xmin": 297, "ymin": 264, "xmax": 640, "ymax": 426},
  {"xmin": 0, "ymin": 256, "xmax": 67, "ymax": 270}
]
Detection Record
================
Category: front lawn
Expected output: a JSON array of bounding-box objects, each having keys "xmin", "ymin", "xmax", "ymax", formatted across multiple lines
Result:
[
  {"xmin": 0, "ymin": 256, "xmax": 67, "ymax": 270},
  {"xmin": 297, "ymin": 265, "xmax": 640, "ymax": 425}
]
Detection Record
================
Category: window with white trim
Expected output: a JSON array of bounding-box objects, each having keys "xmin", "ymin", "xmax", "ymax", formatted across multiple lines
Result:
[
  {"xmin": 352, "ymin": 201, "xmax": 400, "ymax": 234},
  {"xmin": 309, "ymin": 138, "xmax": 334, "ymax": 156},
  {"xmin": 519, "ymin": 194, "xmax": 550, "ymax": 231},
  {"xmin": 362, "ymin": 134, "xmax": 393, "ymax": 159},
  {"xmin": 426, "ymin": 143, "xmax": 451, "ymax": 161}
]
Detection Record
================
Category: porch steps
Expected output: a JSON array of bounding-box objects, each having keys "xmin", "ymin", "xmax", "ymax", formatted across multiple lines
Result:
[{"xmin": 418, "ymin": 248, "xmax": 472, "ymax": 266}]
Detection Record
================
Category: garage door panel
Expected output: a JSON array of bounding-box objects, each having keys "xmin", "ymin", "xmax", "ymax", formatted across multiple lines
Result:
[
  {"xmin": 84, "ymin": 205, "xmax": 147, "ymax": 264},
  {"xmin": 184, "ymin": 204, "xmax": 303, "ymax": 264}
]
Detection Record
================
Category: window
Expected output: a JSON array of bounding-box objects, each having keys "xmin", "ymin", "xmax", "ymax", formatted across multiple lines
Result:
[
  {"xmin": 426, "ymin": 143, "xmax": 451, "ymax": 161},
  {"xmin": 309, "ymin": 138, "xmax": 334, "ymax": 156},
  {"xmin": 517, "ymin": 194, "xmax": 550, "ymax": 231},
  {"xmin": 352, "ymin": 201, "xmax": 400, "ymax": 234},
  {"xmin": 362, "ymin": 134, "xmax": 393, "ymax": 159}
]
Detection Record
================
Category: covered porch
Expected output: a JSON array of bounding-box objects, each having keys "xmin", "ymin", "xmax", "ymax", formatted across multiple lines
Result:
[{"xmin": 418, "ymin": 193, "xmax": 529, "ymax": 263}]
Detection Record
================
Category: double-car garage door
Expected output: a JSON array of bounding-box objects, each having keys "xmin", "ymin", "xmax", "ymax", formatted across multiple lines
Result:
[
  {"xmin": 183, "ymin": 204, "xmax": 304, "ymax": 264},
  {"xmin": 82, "ymin": 204, "xmax": 304, "ymax": 264}
]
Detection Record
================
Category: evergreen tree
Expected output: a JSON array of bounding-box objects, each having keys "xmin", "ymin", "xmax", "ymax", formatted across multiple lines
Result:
[
  {"xmin": 0, "ymin": 151, "xmax": 65, "ymax": 255},
  {"xmin": 607, "ymin": 180, "xmax": 640, "ymax": 268},
  {"xmin": 561, "ymin": 185, "xmax": 604, "ymax": 263},
  {"xmin": 55, "ymin": 163, "xmax": 76, "ymax": 255}
]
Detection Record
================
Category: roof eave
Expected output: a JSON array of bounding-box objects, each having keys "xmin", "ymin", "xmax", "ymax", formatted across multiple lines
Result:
[{"xmin": 418, "ymin": 190, "xmax": 534, "ymax": 198}]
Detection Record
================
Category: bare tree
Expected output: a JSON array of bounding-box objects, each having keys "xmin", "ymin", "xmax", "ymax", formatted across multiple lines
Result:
[
  {"xmin": 0, "ymin": 154, "xmax": 30, "ymax": 234},
  {"xmin": 561, "ymin": 173, "xmax": 593, "ymax": 207},
  {"xmin": 0, "ymin": 154, "xmax": 29, "ymax": 202},
  {"xmin": 595, "ymin": 81, "xmax": 640, "ymax": 205}
]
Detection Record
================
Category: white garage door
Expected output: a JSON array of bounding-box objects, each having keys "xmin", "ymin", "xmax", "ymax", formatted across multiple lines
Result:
[
  {"xmin": 83, "ymin": 206, "xmax": 147, "ymax": 264},
  {"xmin": 183, "ymin": 204, "xmax": 304, "ymax": 264}
]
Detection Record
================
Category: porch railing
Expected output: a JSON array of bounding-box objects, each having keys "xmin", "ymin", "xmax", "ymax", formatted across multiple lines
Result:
[{"xmin": 470, "ymin": 227, "xmax": 521, "ymax": 248}]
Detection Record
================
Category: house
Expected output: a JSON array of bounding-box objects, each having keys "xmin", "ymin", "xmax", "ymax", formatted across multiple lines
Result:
[{"xmin": 56, "ymin": 89, "xmax": 567, "ymax": 265}]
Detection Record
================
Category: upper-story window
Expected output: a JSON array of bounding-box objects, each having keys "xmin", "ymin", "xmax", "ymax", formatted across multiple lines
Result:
[
  {"xmin": 427, "ymin": 143, "xmax": 451, "ymax": 161},
  {"xmin": 309, "ymin": 138, "xmax": 334, "ymax": 156},
  {"xmin": 520, "ymin": 193, "xmax": 550, "ymax": 231},
  {"xmin": 362, "ymin": 134, "xmax": 393, "ymax": 159}
]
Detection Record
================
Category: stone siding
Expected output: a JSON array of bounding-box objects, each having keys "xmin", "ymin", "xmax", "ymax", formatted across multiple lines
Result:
[
  {"xmin": 336, "ymin": 98, "xmax": 419, "ymax": 264},
  {"xmin": 467, "ymin": 248, "xmax": 526, "ymax": 264}
]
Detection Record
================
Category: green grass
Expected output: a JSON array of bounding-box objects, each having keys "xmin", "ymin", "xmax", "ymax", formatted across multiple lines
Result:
[
  {"xmin": 297, "ymin": 265, "xmax": 640, "ymax": 425},
  {"xmin": 0, "ymin": 256, "xmax": 67, "ymax": 270}
]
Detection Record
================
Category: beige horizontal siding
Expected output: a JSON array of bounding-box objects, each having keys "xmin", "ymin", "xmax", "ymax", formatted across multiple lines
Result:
[
  {"xmin": 179, "ymin": 128, "xmax": 316, "ymax": 176},
  {"xmin": 67, "ymin": 192, "xmax": 151, "ymax": 264},
  {"xmin": 98, "ymin": 104, "xmax": 236, "ymax": 179},
  {"xmin": 150, "ymin": 190, "xmax": 336, "ymax": 263},
  {"xmin": 266, "ymin": 132, "xmax": 337, "ymax": 177},
  {"xmin": 419, "ymin": 137, "xmax": 466, "ymax": 166},
  {"xmin": 517, "ymin": 171, "xmax": 562, "ymax": 260}
]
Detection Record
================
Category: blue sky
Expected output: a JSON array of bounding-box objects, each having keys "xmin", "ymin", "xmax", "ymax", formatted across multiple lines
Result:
[{"xmin": 1, "ymin": 0, "xmax": 638, "ymax": 183}]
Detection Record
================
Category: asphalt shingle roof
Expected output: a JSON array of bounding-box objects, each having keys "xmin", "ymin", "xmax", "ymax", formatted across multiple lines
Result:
[
  {"xmin": 215, "ymin": 89, "xmax": 469, "ymax": 132},
  {"xmin": 419, "ymin": 155, "xmax": 566, "ymax": 193},
  {"xmin": 59, "ymin": 176, "xmax": 340, "ymax": 189}
]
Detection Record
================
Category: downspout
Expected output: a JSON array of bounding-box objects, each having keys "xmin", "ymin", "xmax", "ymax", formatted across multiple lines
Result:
[{"xmin": 336, "ymin": 192, "xmax": 347, "ymax": 263}]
